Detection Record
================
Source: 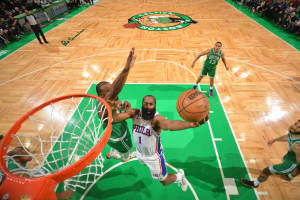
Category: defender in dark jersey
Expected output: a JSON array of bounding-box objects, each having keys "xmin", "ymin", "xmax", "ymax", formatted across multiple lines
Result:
[
  {"xmin": 241, "ymin": 119, "xmax": 300, "ymax": 188},
  {"xmin": 96, "ymin": 48, "xmax": 136, "ymax": 161},
  {"xmin": 191, "ymin": 42, "xmax": 229, "ymax": 96}
]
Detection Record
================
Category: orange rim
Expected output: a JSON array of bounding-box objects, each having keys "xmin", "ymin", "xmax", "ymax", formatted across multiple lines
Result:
[{"xmin": 0, "ymin": 93, "xmax": 112, "ymax": 185}]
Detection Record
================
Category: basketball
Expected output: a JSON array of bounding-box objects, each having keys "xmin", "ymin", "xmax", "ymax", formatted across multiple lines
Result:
[{"xmin": 176, "ymin": 89, "xmax": 209, "ymax": 122}]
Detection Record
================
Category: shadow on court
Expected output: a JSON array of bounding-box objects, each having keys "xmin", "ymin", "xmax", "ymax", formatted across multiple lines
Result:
[{"xmin": 169, "ymin": 156, "xmax": 260, "ymax": 197}]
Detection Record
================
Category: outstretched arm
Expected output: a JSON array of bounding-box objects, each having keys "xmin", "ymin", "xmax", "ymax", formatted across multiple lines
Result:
[
  {"xmin": 221, "ymin": 52, "xmax": 229, "ymax": 71},
  {"xmin": 267, "ymin": 134, "xmax": 288, "ymax": 146},
  {"xmin": 154, "ymin": 115, "xmax": 208, "ymax": 131},
  {"xmin": 191, "ymin": 49, "xmax": 210, "ymax": 68},
  {"xmin": 112, "ymin": 108, "xmax": 139, "ymax": 123},
  {"xmin": 105, "ymin": 48, "xmax": 137, "ymax": 100}
]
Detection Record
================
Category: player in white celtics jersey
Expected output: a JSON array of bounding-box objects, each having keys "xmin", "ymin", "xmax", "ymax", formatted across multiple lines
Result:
[
  {"xmin": 241, "ymin": 119, "xmax": 300, "ymax": 188},
  {"xmin": 191, "ymin": 41, "xmax": 229, "ymax": 96},
  {"xmin": 96, "ymin": 48, "xmax": 136, "ymax": 161},
  {"xmin": 112, "ymin": 95, "xmax": 208, "ymax": 191}
]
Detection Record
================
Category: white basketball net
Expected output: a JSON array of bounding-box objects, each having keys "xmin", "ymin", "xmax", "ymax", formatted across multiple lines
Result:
[{"xmin": 3, "ymin": 95, "xmax": 110, "ymax": 192}]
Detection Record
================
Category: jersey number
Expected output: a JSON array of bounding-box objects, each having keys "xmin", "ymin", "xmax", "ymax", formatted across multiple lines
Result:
[
  {"xmin": 139, "ymin": 136, "xmax": 142, "ymax": 144},
  {"xmin": 209, "ymin": 58, "xmax": 217, "ymax": 65}
]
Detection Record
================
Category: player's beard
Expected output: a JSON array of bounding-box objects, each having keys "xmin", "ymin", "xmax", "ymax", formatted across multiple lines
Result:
[{"xmin": 141, "ymin": 107, "xmax": 156, "ymax": 120}]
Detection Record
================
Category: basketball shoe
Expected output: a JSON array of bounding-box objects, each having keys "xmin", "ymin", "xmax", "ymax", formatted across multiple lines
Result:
[
  {"xmin": 209, "ymin": 88, "xmax": 213, "ymax": 96},
  {"xmin": 106, "ymin": 149, "xmax": 121, "ymax": 160},
  {"xmin": 190, "ymin": 19, "xmax": 198, "ymax": 24},
  {"xmin": 192, "ymin": 85, "xmax": 197, "ymax": 90},
  {"xmin": 178, "ymin": 169, "xmax": 188, "ymax": 191},
  {"xmin": 240, "ymin": 178, "xmax": 258, "ymax": 188}
]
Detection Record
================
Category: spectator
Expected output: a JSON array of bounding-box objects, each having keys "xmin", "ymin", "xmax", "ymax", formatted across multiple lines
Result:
[
  {"xmin": 0, "ymin": 29, "xmax": 9, "ymax": 48},
  {"xmin": 14, "ymin": 7, "xmax": 24, "ymax": 16},
  {"xmin": 24, "ymin": 0, "xmax": 38, "ymax": 10},
  {"xmin": 286, "ymin": 11, "xmax": 298, "ymax": 31},
  {"xmin": 231, "ymin": 0, "xmax": 300, "ymax": 44},
  {"xmin": 0, "ymin": 17, "xmax": 16, "ymax": 42},
  {"xmin": 7, "ymin": 15, "xmax": 24, "ymax": 38},
  {"xmin": 256, "ymin": 0, "xmax": 270, "ymax": 17},
  {"xmin": 254, "ymin": 0, "xmax": 266, "ymax": 14},
  {"xmin": 277, "ymin": 8, "xmax": 290, "ymax": 26},
  {"xmin": 293, "ymin": 18, "xmax": 300, "ymax": 33}
]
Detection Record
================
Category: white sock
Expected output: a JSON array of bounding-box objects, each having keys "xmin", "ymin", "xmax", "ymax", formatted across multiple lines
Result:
[
  {"xmin": 210, "ymin": 87, "xmax": 213, "ymax": 90},
  {"xmin": 253, "ymin": 179, "xmax": 260, "ymax": 186},
  {"xmin": 176, "ymin": 173, "xmax": 183, "ymax": 183}
]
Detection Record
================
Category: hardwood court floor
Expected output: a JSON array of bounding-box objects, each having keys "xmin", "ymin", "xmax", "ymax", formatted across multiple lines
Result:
[{"xmin": 0, "ymin": 0, "xmax": 299, "ymax": 199}]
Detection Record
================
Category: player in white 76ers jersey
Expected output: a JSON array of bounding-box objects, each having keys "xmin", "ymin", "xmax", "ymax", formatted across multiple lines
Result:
[{"xmin": 112, "ymin": 95, "xmax": 208, "ymax": 191}]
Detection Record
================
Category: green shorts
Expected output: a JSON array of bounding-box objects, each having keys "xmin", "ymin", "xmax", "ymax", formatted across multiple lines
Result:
[
  {"xmin": 107, "ymin": 129, "xmax": 133, "ymax": 153},
  {"xmin": 269, "ymin": 151, "xmax": 298, "ymax": 175},
  {"xmin": 201, "ymin": 64, "xmax": 216, "ymax": 78}
]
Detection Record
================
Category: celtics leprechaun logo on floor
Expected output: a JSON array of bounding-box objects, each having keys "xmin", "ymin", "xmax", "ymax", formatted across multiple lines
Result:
[{"xmin": 127, "ymin": 11, "xmax": 197, "ymax": 31}]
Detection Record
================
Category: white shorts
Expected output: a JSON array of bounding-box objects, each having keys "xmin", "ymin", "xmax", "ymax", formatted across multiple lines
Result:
[{"xmin": 136, "ymin": 150, "xmax": 168, "ymax": 181}]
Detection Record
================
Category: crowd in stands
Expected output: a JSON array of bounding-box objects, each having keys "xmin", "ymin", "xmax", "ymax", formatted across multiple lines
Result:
[
  {"xmin": 235, "ymin": 0, "xmax": 300, "ymax": 37},
  {"xmin": 0, "ymin": 0, "xmax": 93, "ymax": 48}
]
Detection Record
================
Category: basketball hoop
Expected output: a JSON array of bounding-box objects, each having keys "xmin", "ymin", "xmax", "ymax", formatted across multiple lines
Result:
[{"xmin": 0, "ymin": 94, "xmax": 112, "ymax": 200}]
